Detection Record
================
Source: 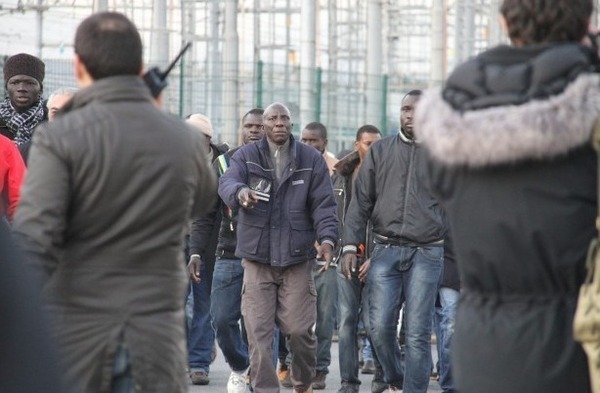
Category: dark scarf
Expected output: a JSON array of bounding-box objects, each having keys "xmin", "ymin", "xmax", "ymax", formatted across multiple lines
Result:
[{"xmin": 0, "ymin": 97, "xmax": 45, "ymax": 145}]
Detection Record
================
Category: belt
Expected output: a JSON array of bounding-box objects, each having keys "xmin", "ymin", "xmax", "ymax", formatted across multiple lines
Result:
[{"xmin": 373, "ymin": 233, "xmax": 443, "ymax": 248}]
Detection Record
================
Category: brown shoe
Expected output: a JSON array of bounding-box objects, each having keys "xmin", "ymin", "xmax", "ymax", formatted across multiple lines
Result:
[
  {"xmin": 190, "ymin": 370, "xmax": 210, "ymax": 385},
  {"xmin": 293, "ymin": 385, "xmax": 313, "ymax": 393},
  {"xmin": 312, "ymin": 372, "xmax": 326, "ymax": 390},
  {"xmin": 279, "ymin": 368, "xmax": 293, "ymax": 388}
]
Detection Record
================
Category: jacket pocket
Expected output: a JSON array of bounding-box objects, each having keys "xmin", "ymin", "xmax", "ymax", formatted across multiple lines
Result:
[
  {"xmin": 238, "ymin": 212, "xmax": 268, "ymax": 256},
  {"xmin": 289, "ymin": 211, "xmax": 314, "ymax": 257}
]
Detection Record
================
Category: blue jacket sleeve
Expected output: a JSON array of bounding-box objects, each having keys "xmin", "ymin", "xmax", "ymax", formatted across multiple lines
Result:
[{"xmin": 309, "ymin": 154, "xmax": 339, "ymax": 246}]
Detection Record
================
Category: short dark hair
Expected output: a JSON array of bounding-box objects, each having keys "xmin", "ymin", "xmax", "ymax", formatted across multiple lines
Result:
[
  {"xmin": 303, "ymin": 121, "xmax": 328, "ymax": 139},
  {"xmin": 74, "ymin": 12, "xmax": 142, "ymax": 80},
  {"xmin": 500, "ymin": 0, "xmax": 592, "ymax": 45},
  {"xmin": 355, "ymin": 124, "xmax": 381, "ymax": 141},
  {"xmin": 242, "ymin": 108, "xmax": 264, "ymax": 122},
  {"xmin": 404, "ymin": 90, "xmax": 423, "ymax": 100}
]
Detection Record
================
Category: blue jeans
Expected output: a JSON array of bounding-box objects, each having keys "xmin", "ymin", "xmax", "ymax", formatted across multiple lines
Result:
[
  {"xmin": 188, "ymin": 258, "xmax": 215, "ymax": 371},
  {"xmin": 362, "ymin": 335, "xmax": 373, "ymax": 360},
  {"xmin": 435, "ymin": 287, "xmax": 459, "ymax": 393},
  {"xmin": 313, "ymin": 263, "xmax": 337, "ymax": 374},
  {"xmin": 367, "ymin": 244, "xmax": 443, "ymax": 393},
  {"xmin": 210, "ymin": 258, "xmax": 249, "ymax": 372},
  {"xmin": 111, "ymin": 344, "xmax": 134, "ymax": 393},
  {"xmin": 336, "ymin": 265, "xmax": 363, "ymax": 385}
]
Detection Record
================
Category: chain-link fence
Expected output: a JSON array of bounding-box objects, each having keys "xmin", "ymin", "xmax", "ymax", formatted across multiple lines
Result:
[{"xmin": 0, "ymin": 55, "xmax": 423, "ymax": 156}]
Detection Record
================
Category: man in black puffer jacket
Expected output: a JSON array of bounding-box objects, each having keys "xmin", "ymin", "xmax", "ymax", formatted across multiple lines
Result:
[{"xmin": 416, "ymin": 1, "xmax": 598, "ymax": 392}]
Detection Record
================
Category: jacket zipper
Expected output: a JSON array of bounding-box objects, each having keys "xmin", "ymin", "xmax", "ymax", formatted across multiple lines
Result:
[{"xmin": 399, "ymin": 143, "xmax": 415, "ymax": 238}]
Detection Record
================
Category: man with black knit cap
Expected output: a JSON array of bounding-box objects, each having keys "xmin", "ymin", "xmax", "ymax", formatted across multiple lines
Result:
[{"xmin": 0, "ymin": 53, "xmax": 47, "ymax": 154}]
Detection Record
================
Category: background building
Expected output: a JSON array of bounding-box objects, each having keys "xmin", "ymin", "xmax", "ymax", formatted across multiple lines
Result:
[{"xmin": 0, "ymin": 0, "xmax": 551, "ymax": 153}]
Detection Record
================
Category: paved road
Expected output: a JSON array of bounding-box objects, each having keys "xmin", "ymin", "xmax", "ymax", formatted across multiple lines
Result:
[{"xmin": 188, "ymin": 342, "xmax": 443, "ymax": 393}]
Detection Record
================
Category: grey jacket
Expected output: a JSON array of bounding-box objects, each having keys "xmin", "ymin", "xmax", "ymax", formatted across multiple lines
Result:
[
  {"xmin": 342, "ymin": 132, "xmax": 445, "ymax": 248},
  {"xmin": 13, "ymin": 75, "xmax": 216, "ymax": 393}
]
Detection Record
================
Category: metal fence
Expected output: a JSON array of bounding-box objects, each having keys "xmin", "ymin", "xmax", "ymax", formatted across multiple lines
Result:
[{"xmin": 0, "ymin": 55, "xmax": 422, "ymax": 156}]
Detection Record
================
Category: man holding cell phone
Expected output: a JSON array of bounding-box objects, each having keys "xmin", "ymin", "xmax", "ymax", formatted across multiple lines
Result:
[{"xmin": 219, "ymin": 102, "xmax": 338, "ymax": 393}]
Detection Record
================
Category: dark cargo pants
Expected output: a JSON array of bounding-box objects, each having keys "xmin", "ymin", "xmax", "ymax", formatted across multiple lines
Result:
[{"xmin": 242, "ymin": 259, "xmax": 317, "ymax": 393}]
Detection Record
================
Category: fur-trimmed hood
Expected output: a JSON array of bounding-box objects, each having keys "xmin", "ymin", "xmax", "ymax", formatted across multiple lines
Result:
[
  {"xmin": 415, "ymin": 44, "xmax": 600, "ymax": 167},
  {"xmin": 333, "ymin": 150, "xmax": 360, "ymax": 177}
]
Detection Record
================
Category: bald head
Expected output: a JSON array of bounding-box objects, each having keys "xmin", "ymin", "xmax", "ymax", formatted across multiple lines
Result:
[
  {"xmin": 263, "ymin": 102, "xmax": 293, "ymax": 145},
  {"xmin": 47, "ymin": 87, "xmax": 78, "ymax": 121}
]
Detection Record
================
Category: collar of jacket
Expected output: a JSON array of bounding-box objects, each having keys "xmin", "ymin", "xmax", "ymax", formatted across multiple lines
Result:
[
  {"xmin": 398, "ymin": 127, "xmax": 416, "ymax": 144},
  {"xmin": 257, "ymin": 133, "xmax": 298, "ymax": 171},
  {"xmin": 333, "ymin": 150, "xmax": 360, "ymax": 177},
  {"xmin": 415, "ymin": 44, "xmax": 600, "ymax": 167},
  {"xmin": 60, "ymin": 75, "xmax": 152, "ymax": 114}
]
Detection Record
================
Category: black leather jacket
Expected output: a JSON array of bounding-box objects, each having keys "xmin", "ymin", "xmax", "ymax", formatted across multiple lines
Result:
[
  {"xmin": 342, "ymin": 132, "xmax": 446, "ymax": 248},
  {"xmin": 189, "ymin": 143, "xmax": 231, "ymax": 260}
]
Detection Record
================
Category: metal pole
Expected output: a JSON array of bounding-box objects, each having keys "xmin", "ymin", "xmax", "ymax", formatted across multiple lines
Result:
[
  {"xmin": 223, "ymin": 0, "xmax": 239, "ymax": 146},
  {"xmin": 488, "ymin": 0, "xmax": 503, "ymax": 46},
  {"xmin": 455, "ymin": 0, "xmax": 464, "ymax": 64},
  {"xmin": 36, "ymin": 0, "xmax": 44, "ymax": 58},
  {"xmin": 327, "ymin": 1, "xmax": 337, "ymax": 136},
  {"xmin": 257, "ymin": 60, "xmax": 264, "ymax": 108},
  {"xmin": 179, "ymin": 0, "xmax": 195, "ymax": 117},
  {"xmin": 253, "ymin": 0, "xmax": 261, "ymax": 106},
  {"xmin": 381, "ymin": 74, "xmax": 388, "ymax": 135},
  {"xmin": 94, "ymin": 0, "xmax": 109, "ymax": 12},
  {"xmin": 285, "ymin": 0, "xmax": 291, "ymax": 102},
  {"xmin": 430, "ymin": 0, "xmax": 445, "ymax": 87},
  {"xmin": 210, "ymin": 0, "xmax": 222, "ymax": 123},
  {"xmin": 465, "ymin": 0, "xmax": 475, "ymax": 59},
  {"xmin": 315, "ymin": 67, "xmax": 322, "ymax": 122},
  {"xmin": 300, "ymin": 0, "xmax": 316, "ymax": 128},
  {"xmin": 366, "ymin": 0, "xmax": 382, "ymax": 128},
  {"xmin": 151, "ymin": 0, "xmax": 169, "ymax": 66}
]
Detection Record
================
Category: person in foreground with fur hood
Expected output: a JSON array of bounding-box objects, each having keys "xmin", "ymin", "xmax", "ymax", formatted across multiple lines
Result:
[{"xmin": 414, "ymin": 1, "xmax": 598, "ymax": 392}]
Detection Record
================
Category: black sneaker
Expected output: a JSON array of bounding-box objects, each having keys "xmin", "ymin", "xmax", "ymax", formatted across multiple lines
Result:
[
  {"xmin": 371, "ymin": 368, "xmax": 387, "ymax": 393},
  {"xmin": 337, "ymin": 382, "xmax": 359, "ymax": 393}
]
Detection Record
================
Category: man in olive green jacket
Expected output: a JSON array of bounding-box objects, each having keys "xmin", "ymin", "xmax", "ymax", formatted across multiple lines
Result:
[{"xmin": 13, "ymin": 12, "xmax": 216, "ymax": 393}]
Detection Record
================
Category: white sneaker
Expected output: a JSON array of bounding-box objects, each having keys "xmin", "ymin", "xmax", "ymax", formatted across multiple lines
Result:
[{"xmin": 227, "ymin": 370, "xmax": 248, "ymax": 393}]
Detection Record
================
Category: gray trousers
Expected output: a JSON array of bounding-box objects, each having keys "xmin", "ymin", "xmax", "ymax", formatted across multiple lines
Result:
[{"xmin": 242, "ymin": 259, "xmax": 317, "ymax": 393}]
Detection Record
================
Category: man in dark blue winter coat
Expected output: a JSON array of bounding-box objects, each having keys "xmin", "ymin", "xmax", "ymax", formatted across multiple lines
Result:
[{"xmin": 219, "ymin": 102, "xmax": 338, "ymax": 393}]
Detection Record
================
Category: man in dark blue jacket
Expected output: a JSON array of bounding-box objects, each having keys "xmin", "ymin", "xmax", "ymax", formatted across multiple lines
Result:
[{"xmin": 219, "ymin": 102, "xmax": 338, "ymax": 393}]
